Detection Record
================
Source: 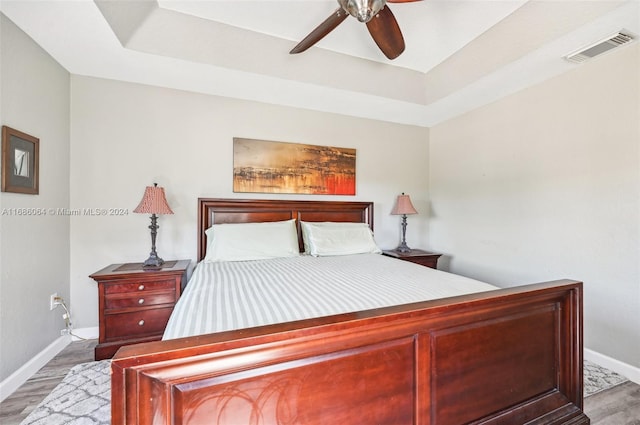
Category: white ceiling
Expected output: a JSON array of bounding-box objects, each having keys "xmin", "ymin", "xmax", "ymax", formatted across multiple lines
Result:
[{"xmin": 1, "ymin": 0, "xmax": 638, "ymax": 127}]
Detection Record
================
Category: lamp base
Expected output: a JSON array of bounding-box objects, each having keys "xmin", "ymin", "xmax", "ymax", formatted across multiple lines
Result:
[
  {"xmin": 142, "ymin": 254, "xmax": 164, "ymax": 268},
  {"xmin": 394, "ymin": 242, "xmax": 412, "ymax": 253},
  {"xmin": 142, "ymin": 213, "xmax": 164, "ymax": 268}
]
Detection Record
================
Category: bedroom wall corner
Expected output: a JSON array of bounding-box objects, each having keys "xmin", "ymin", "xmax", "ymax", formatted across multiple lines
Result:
[
  {"xmin": 428, "ymin": 43, "xmax": 640, "ymax": 370},
  {"xmin": 0, "ymin": 14, "xmax": 71, "ymax": 385}
]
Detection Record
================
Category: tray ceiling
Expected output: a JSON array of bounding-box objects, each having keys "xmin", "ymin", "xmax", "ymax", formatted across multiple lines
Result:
[{"xmin": 1, "ymin": 0, "xmax": 638, "ymax": 126}]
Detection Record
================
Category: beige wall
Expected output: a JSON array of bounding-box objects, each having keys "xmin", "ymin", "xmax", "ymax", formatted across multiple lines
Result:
[
  {"xmin": 5, "ymin": 6, "xmax": 638, "ymax": 389},
  {"xmin": 0, "ymin": 15, "xmax": 70, "ymax": 381},
  {"xmin": 430, "ymin": 44, "xmax": 639, "ymax": 368},
  {"xmin": 69, "ymin": 75, "xmax": 430, "ymax": 330}
]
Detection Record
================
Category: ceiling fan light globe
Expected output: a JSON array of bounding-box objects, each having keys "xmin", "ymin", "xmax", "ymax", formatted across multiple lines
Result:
[{"xmin": 338, "ymin": 0, "xmax": 386, "ymax": 23}]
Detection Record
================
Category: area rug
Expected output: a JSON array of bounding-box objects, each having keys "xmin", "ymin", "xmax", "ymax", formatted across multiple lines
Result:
[
  {"xmin": 583, "ymin": 359, "xmax": 628, "ymax": 397},
  {"xmin": 20, "ymin": 359, "xmax": 627, "ymax": 424},
  {"xmin": 20, "ymin": 360, "xmax": 110, "ymax": 425}
]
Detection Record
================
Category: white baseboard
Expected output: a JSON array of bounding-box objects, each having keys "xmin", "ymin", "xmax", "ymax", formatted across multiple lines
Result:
[
  {"xmin": 70, "ymin": 326, "xmax": 99, "ymax": 341},
  {"xmin": 0, "ymin": 335, "xmax": 72, "ymax": 403},
  {"xmin": 585, "ymin": 347, "xmax": 640, "ymax": 385}
]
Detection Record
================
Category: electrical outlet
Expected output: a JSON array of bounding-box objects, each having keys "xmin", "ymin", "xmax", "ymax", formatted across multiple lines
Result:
[{"xmin": 50, "ymin": 293, "xmax": 58, "ymax": 310}]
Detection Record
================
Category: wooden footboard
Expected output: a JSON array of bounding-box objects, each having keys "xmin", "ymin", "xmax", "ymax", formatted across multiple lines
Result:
[{"xmin": 111, "ymin": 280, "xmax": 588, "ymax": 425}]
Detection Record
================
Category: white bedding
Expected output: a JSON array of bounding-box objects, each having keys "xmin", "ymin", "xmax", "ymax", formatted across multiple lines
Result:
[{"xmin": 163, "ymin": 253, "xmax": 497, "ymax": 340}]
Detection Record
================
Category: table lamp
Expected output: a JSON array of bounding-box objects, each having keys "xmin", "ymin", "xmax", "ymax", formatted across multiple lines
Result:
[
  {"xmin": 133, "ymin": 183, "xmax": 173, "ymax": 267},
  {"xmin": 390, "ymin": 192, "xmax": 417, "ymax": 253}
]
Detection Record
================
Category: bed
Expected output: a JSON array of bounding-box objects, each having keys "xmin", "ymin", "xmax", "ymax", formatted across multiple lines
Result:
[{"xmin": 111, "ymin": 198, "xmax": 588, "ymax": 425}]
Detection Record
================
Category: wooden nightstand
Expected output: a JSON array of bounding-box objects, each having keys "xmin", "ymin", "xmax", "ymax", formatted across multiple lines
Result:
[
  {"xmin": 382, "ymin": 249, "xmax": 442, "ymax": 269},
  {"xmin": 90, "ymin": 259, "xmax": 190, "ymax": 360}
]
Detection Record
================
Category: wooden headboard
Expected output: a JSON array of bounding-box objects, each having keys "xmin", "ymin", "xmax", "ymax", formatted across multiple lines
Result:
[{"xmin": 197, "ymin": 198, "xmax": 374, "ymax": 262}]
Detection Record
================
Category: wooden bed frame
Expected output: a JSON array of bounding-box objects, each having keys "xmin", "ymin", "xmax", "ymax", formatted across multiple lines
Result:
[{"xmin": 111, "ymin": 198, "xmax": 588, "ymax": 425}]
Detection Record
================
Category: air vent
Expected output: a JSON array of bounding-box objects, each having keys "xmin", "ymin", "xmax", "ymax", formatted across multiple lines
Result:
[{"xmin": 565, "ymin": 30, "xmax": 636, "ymax": 64}]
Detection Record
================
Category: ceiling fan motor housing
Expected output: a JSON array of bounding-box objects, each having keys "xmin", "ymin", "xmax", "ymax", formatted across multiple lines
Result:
[{"xmin": 338, "ymin": 0, "xmax": 386, "ymax": 22}]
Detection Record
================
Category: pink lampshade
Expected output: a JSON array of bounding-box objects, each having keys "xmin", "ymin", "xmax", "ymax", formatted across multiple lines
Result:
[
  {"xmin": 133, "ymin": 184, "xmax": 173, "ymax": 215},
  {"xmin": 391, "ymin": 193, "xmax": 418, "ymax": 215}
]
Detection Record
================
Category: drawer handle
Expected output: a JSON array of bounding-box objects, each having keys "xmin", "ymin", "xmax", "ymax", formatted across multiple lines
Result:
[
  {"xmin": 138, "ymin": 320, "xmax": 145, "ymax": 326},
  {"xmin": 138, "ymin": 298, "xmax": 145, "ymax": 305},
  {"xmin": 138, "ymin": 284, "xmax": 145, "ymax": 291}
]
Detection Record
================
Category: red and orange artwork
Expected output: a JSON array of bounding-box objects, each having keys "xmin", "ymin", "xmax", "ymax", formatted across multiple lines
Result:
[{"xmin": 233, "ymin": 138, "xmax": 356, "ymax": 195}]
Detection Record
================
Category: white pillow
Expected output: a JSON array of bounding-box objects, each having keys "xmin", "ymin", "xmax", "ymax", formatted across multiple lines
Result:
[
  {"xmin": 204, "ymin": 219, "xmax": 300, "ymax": 262},
  {"xmin": 300, "ymin": 221, "xmax": 381, "ymax": 257}
]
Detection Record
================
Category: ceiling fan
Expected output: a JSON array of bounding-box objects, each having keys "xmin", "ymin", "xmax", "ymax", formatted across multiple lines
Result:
[{"xmin": 290, "ymin": 0, "xmax": 422, "ymax": 60}]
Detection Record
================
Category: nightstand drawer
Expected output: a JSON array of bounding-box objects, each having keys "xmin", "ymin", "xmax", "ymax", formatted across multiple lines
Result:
[
  {"xmin": 104, "ymin": 279, "xmax": 176, "ymax": 294},
  {"xmin": 404, "ymin": 256, "xmax": 439, "ymax": 268},
  {"xmin": 105, "ymin": 290, "xmax": 176, "ymax": 310},
  {"xmin": 104, "ymin": 307, "xmax": 173, "ymax": 340},
  {"xmin": 382, "ymin": 249, "xmax": 442, "ymax": 269}
]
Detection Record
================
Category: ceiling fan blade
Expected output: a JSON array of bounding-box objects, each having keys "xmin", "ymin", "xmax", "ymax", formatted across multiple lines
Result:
[
  {"xmin": 290, "ymin": 8, "xmax": 348, "ymax": 54},
  {"xmin": 366, "ymin": 5, "xmax": 405, "ymax": 59}
]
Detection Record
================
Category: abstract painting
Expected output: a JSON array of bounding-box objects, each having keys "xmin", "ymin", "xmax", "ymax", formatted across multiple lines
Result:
[{"xmin": 233, "ymin": 138, "xmax": 356, "ymax": 195}]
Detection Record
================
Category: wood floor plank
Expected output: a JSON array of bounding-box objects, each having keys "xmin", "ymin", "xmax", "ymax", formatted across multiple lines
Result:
[
  {"xmin": 584, "ymin": 381, "xmax": 640, "ymax": 424},
  {"xmin": 0, "ymin": 339, "xmax": 96, "ymax": 424}
]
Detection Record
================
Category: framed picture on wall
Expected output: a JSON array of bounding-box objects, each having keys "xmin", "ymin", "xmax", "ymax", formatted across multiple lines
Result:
[
  {"xmin": 233, "ymin": 138, "xmax": 356, "ymax": 195},
  {"xmin": 2, "ymin": 125, "xmax": 39, "ymax": 194}
]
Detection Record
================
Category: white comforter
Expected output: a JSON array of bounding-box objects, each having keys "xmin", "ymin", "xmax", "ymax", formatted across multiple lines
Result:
[{"xmin": 163, "ymin": 253, "xmax": 497, "ymax": 340}]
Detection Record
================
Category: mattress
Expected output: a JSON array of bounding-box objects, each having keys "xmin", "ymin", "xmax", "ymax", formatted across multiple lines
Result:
[{"xmin": 163, "ymin": 253, "xmax": 497, "ymax": 340}]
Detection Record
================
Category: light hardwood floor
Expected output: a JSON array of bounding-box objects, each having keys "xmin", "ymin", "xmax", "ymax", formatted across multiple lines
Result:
[
  {"xmin": 0, "ymin": 339, "xmax": 97, "ymax": 425},
  {"xmin": 584, "ymin": 381, "xmax": 640, "ymax": 424},
  {"xmin": 1, "ymin": 339, "xmax": 639, "ymax": 424}
]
